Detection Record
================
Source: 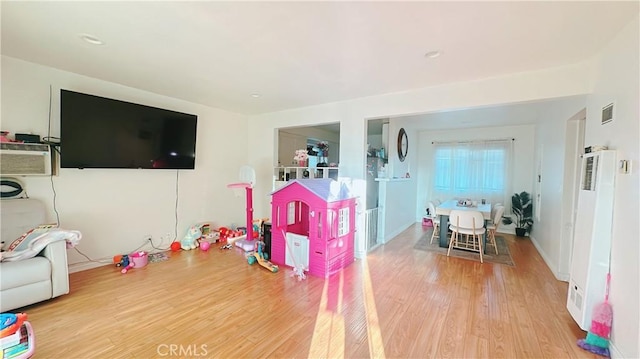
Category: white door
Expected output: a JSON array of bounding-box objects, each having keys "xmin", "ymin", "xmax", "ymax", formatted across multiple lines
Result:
[{"xmin": 285, "ymin": 232, "xmax": 309, "ymax": 271}]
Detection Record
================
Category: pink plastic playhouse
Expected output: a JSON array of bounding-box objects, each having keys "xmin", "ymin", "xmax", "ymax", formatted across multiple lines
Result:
[{"xmin": 270, "ymin": 178, "xmax": 357, "ymax": 278}]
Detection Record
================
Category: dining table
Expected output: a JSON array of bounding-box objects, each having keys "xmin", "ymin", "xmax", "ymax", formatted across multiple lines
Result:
[{"xmin": 435, "ymin": 199, "xmax": 492, "ymax": 253}]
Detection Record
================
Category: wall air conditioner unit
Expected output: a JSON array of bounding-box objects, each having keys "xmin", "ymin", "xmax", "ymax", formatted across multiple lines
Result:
[
  {"xmin": 567, "ymin": 150, "xmax": 615, "ymax": 330},
  {"xmin": 0, "ymin": 143, "xmax": 52, "ymax": 176}
]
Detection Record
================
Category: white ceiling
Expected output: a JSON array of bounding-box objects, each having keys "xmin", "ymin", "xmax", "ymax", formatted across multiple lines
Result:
[{"xmin": 1, "ymin": 1, "xmax": 638, "ymax": 116}]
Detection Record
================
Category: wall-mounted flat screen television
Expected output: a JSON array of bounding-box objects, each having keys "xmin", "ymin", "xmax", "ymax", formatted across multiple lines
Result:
[{"xmin": 60, "ymin": 90, "xmax": 197, "ymax": 169}]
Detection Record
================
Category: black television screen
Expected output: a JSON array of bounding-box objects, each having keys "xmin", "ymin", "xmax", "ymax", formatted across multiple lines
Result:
[{"xmin": 60, "ymin": 90, "xmax": 197, "ymax": 169}]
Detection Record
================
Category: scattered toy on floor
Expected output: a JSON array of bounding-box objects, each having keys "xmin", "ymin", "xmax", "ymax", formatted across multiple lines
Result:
[
  {"xmin": 113, "ymin": 254, "xmax": 130, "ymax": 268},
  {"xmin": 181, "ymin": 225, "xmax": 201, "ymax": 250},
  {"xmin": 0, "ymin": 312, "xmax": 35, "ymax": 359},
  {"xmin": 121, "ymin": 263, "xmax": 134, "ymax": 274},
  {"xmin": 218, "ymin": 227, "xmax": 231, "ymax": 242},
  {"xmin": 199, "ymin": 241, "xmax": 211, "ymax": 251},
  {"xmin": 290, "ymin": 265, "xmax": 306, "ymax": 281},
  {"xmin": 246, "ymin": 241, "xmax": 278, "ymax": 273},
  {"xmin": 170, "ymin": 241, "xmax": 181, "ymax": 252},
  {"xmin": 0, "ymin": 312, "xmax": 27, "ymax": 337},
  {"xmin": 148, "ymin": 252, "xmax": 169, "ymax": 263},
  {"xmin": 201, "ymin": 230, "xmax": 219, "ymax": 243}
]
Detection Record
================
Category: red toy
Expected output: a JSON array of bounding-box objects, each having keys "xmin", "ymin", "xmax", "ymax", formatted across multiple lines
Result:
[
  {"xmin": 218, "ymin": 227, "xmax": 230, "ymax": 242},
  {"xmin": 170, "ymin": 241, "xmax": 181, "ymax": 252}
]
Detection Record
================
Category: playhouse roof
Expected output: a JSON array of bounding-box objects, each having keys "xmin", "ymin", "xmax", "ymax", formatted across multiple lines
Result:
[{"xmin": 271, "ymin": 178, "xmax": 355, "ymax": 202}]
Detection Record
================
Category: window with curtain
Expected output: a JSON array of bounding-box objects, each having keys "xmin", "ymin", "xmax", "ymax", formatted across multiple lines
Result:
[{"xmin": 432, "ymin": 140, "xmax": 513, "ymax": 205}]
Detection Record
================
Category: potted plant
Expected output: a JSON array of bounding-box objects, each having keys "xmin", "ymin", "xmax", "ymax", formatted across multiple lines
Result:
[{"xmin": 502, "ymin": 191, "xmax": 533, "ymax": 237}]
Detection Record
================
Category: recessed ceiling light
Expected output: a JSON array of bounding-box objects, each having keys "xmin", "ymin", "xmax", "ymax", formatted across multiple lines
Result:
[
  {"xmin": 424, "ymin": 50, "xmax": 441, "ymax": 59},
  {"xmin": 250, "ymin": 93, "xmax": 261, "ymax": 98},
  {"xmin": 79, "ymin": 34, "xmax": 104, "ymax": 45}
]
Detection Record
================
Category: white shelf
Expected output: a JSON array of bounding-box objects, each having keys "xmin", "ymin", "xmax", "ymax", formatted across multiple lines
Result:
[
  {"xmin": 375, "ymin": 177, "xmax": 410, "ymax": 182},
  {"xmin": 274, "ymin": 166, "xmax": 339, "ymax": 181}
]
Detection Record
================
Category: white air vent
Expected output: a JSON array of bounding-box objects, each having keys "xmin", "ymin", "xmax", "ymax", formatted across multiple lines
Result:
[
  {"xmin": 601, "ymin": 102, "xmax": 614, "ymax": 124},
  {"xmin": 0, "ymin": 143, "xmax": 52, "ymax": 176},
  {"xmin": 567, "ymin": 279, "xmax": 584, "ymax": 319}
]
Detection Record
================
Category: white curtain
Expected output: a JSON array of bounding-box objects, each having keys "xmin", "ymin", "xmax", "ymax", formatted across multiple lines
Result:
[{"xmin": 431, "ymin": 140, "xmax": 513, "ymax": 206}]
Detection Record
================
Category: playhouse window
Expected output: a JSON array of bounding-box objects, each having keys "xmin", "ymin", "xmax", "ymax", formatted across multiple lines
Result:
[
  {"xmin": 317, "ymin": 211, "xmax": 323, "ymax": 238},
  {"xmin": 287, "ymin": 202, "xmax": 296, "ymax": 224},
  {"xmin": 338, "ymin": 207, "xmax": 349, "ymax": 236},
  {"xmin": 328, "ymin": 210, "xmax": 336, "ymax": 238}
]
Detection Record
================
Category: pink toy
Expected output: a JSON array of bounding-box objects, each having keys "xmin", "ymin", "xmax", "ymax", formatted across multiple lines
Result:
[
  {"xmin": 121, "ymin": 251, "xmax": 148, "ymax": 273},
  {"xmin": 130, "ymin": 251, "xmax": 148, "ymax": 267},
  {"xmin": 227, "ymin": 166, "xmax": 258, "ymax": 252},
  {"xmin": 0, "ymin": 131, "xmax": 22, "ymax": 143},
  {"xmin": 270, "ymin": 178, "xmax": 356, "ymax": 278},
  {"xmin": 121, "ymin": 264, "xmax": 134, "ymax": 274},
  {"xmin": 577, "ymin": 273, "xmax": 613, "ymax": 356},
  {"xmin": 227, "ymin": 182, "xmax": 254, "ymax": 242},
  {"xmin": 199, "ymin": 241, "xmax": 211, "ymax": 251}
]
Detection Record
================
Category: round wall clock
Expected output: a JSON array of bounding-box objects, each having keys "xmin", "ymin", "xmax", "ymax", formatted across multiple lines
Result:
[{"xmin": 397, "ymin": 127, "xmax": 408, "ymax": 162}]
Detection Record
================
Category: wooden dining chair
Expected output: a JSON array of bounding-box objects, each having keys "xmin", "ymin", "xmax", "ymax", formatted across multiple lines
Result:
[
  {"xmin": 447, "ymin": 210, "xmax": 486, "ymax": 263},
  {"xmin": 490, "ymin": 202, "xmax": 503, "ymax": 219},
  {"xmin": 485, "ymin": 205, "xmax": 504, "ymax": 255},
  {"xmin": 427, "ymin": 201, "xmax": 440, "ymax": 244}
]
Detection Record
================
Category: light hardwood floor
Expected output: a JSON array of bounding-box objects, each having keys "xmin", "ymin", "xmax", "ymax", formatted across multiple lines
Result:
[{"xmin": 19, "ymin": 224, "xmax": 597, "ymax": 358}]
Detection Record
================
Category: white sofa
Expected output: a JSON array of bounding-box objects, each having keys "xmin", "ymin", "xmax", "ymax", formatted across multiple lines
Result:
[{"xmin": 0, "ymin": 198, "xmax": 70, "ymax": 312}]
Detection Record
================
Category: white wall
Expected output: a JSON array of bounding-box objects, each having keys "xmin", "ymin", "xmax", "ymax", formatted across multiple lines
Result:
[
  {"xmin": 1, "ymin": 56, "xmax": 250, "ymax": 271},
  {"xmin": 245, "ymin": 15, "xmax": 638, "ymax": 355},
  {"xmin": 377, "ymin": 178, "xmax": 415, "ymax": 243},
  {"xmin": 531, "ymin": 97, "xmax": 588, "ymax": 281},
  {"xmin": 581, "ymin": 15, "xmax": 639, "ymax": 359},
  {"xmin": 247, "ymin": 62, "xmax": 594, "ymax": 258},
  {"xmin": 416, "ymin": 124, "xmax": 536, "ymax": 226}
]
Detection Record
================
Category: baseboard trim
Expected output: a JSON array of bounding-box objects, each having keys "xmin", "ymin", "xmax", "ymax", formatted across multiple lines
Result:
[
  {"xmin": 68, "ymin": 258, "xmax": 111, "ymax": 273},
  {"xmin": 556, "ymin": 271, "xmax": 570, "ymax": 282},
  {"xmin": 609, "ymin": 341, "xmax": 623, "ymax": 359},
  {"xmin": 384, "ymin": 221, "xmax": 414, "ymax": 243},
  {"xmin": 529, "ymin": 235, "xmax": 566, "ymax": 282}
]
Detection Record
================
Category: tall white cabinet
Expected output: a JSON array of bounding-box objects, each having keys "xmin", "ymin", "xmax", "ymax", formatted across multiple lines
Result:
[{"xmin": 567, "ymin": 150, "xmax": 616, "ymax": 330}]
